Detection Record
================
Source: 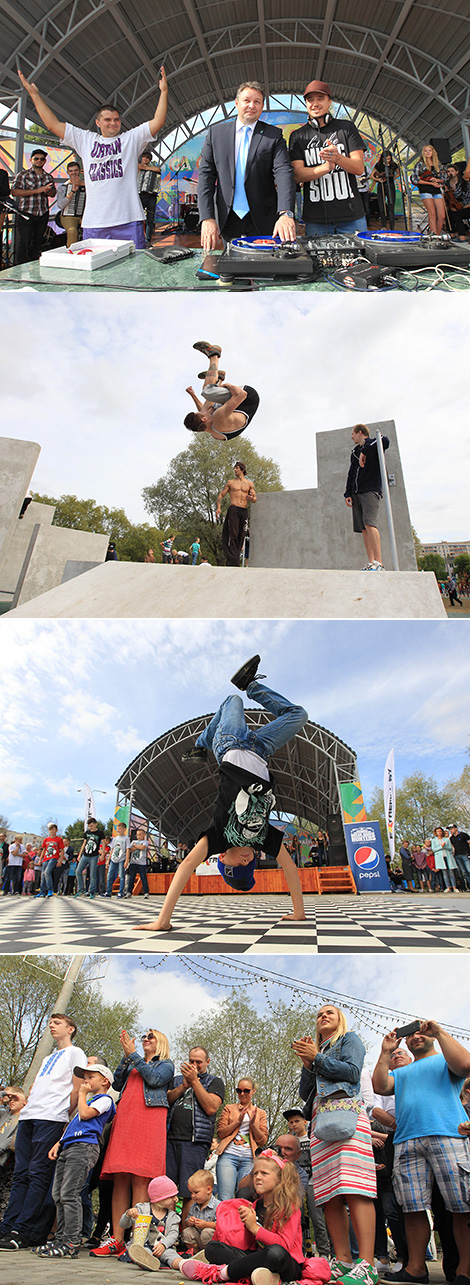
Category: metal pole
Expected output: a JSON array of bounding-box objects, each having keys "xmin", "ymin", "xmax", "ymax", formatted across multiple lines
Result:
[
  {"xmin": 461, "ymin": 122, "xmax": 470, "ymax": 157},
  {"xmin": 23, "ymin": 956, "xmax": 84, "ymax": 1094},
  {"xmin": 376, "ymin": 429, "xmax": 399, "ymax": 571}
]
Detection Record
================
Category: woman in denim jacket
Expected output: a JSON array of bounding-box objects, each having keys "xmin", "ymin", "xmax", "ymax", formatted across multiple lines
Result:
[
  {"xmin": 293, "ymin": 1005, "xmax": 377, "ymax": 1285},
  {"xmin": 94, "ymin": 1028, "xmax": 174, "ymax": 1258}
]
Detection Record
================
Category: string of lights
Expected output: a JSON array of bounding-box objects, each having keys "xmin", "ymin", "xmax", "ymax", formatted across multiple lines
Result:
[{"xmin": 138, "ymin": 954, "xmax": 470, "ymax": 1042}]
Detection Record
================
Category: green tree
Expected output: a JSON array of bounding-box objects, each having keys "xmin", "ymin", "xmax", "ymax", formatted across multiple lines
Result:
[
  {"xmin": 174, "ymin": 993, "xmax": 368, "ymax": 1141},
  {"xmin": 446, "ymin": 749, "xmax": 470, "ymax": 827},
  {"xmin": 411, "ymin": 526, "xmax": 422, "ymax": 562},
  {"xmin": 32, "ymin": 493, "xmax": 168, "ymax": 563},
  {"xmin": 367, "ymin": 771, "xmax": 457, "ymax": 849},
  {"xmin": 453, "ymin": 554, "xmax": 470, "ymax": 578},
  {"xmin": 0, "ymin": 814, "xmax": 10, "ymax": 832},
  {"xmin": 417, "ymin": 553, "xmax": 447, "ymax": 579},
  {"xmin": 142, "ymin": 436, "xmax": 283, "ymax": 565},
  {"xmin": 0, "ymin": 956, "xmax": 141, "ymax": 1085}
]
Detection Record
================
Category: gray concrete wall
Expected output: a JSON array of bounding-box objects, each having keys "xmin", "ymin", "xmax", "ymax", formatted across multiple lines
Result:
[
  {"xmin": 250, "ymin": 420, "xmax": 417, "ymax": 571},
  {"xmin": 0, "ymin": 502, "xmax": 56, "ymax": 605},
  {"xmin": 15, "ymin": 526, "xmax": 109, "ymax": 606},
  {"xmin": 0, "ymin": 437, "xmax": 40, "ymax": 560}
]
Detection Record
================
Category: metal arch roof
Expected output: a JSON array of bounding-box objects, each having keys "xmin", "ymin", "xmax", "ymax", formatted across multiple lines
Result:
[
  {"xmin": 115, "ymin": 711, "xmax": 358, "ymax": 847},
  {"xmin": 1, "ymin": 0, "xmax": 470, "ymax": 152}
]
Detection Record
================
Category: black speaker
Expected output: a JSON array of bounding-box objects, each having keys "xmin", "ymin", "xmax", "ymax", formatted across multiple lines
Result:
[
  {"xmin": 328, "ymin": 813, "xmax": 344, "ymax": 843},
  {"xmin": 430, "ymin": 137, "xmax": 452, "ymax": 164},
  {"xmin": 328, "ymin": 845, "xmax": 348, "ymax": 866}
]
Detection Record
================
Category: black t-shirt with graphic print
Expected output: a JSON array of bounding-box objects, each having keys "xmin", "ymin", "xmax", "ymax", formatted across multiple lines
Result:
[
  {"xmin": 199, "ymin": 760, "xmax": 283, "ymax": 860},
  {"xmin": 289, "ymin": 118, "xmax": 365, "ymax": 224}
]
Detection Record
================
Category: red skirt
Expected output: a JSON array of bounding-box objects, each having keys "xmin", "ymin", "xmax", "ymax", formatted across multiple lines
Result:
[{"xmin": 102, "ymin": 1069, "xmax": 167, "ymax": 1179}]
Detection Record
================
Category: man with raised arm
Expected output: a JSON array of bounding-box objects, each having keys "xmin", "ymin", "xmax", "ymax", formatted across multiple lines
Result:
[
  {"xmin": 373, "ymin": 1020, "xmax": 470, "ymax": 1285},
  {"xmin": 184, "ymin": 340, "xmax": 260, "ymax": 444},
  {"xmin": 18, "ymin": 67, "xmax": 168, "ymax": 248},
  {"xmin": 135, "ymin": 655, "xmax": 307, "ymax": 933}
]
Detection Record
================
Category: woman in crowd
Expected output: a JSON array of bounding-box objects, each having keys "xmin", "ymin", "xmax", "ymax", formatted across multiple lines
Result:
[
  {"xmin": 216, "ymin": 1075, "xmax": 268, "ymax": 1200},
  {"xmin": 294, "ymin": 1004, "xmax": 377, "ymax": 1285},
  {"xmin": 92, "ymin": 1028, "xmax": 174, "ymax": 1257},
  {"xmin": 431, "ymin": 826, "xmax": 459, "ymax": 892},
  {"xmin": 411, "ymin": 145, "xmax": 447, "ymax": 233},
  {"xmin": 371, "ymin": 151, "xmax": 399, "ymax": 228},
  {"xmin": 317, "ymin": 832, "xmax": 328, "ymax": 867},
  {"xmin": 181, "ymin": 1148, "xmax": 319, "ymax": 1285}
]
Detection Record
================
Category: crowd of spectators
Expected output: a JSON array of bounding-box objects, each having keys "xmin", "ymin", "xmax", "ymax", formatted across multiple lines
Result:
[
  {"xmin": 0, "ymin": 1005, "xmax": 469, "ymax": 1284},
  {"xmin": 388, "ymin": 827, "xmax": 470, "ymax": 894},
  {"xmin": 0, "ymin": 823, "xmax": 185, "ymax": 901}
]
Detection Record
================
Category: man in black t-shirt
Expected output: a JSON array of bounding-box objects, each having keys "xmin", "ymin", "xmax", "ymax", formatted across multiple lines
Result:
[
  {"xmin": 289, "ymin": 80, "xmax": 367, "ymax": 236},
  {"xmin": 76, "ymin": 818, "xmax": 105, "ymax": 899},
  {"xmin": 166, "ymin": 1046, "xmax": 224, "ymax": 1229},
  {"xmin": 136, "ymin": 655, "xmax": 308, "ymax": 933},
  {"xmin": 449, "ymin": 824, "xmax": 470, "ymax": 891}
]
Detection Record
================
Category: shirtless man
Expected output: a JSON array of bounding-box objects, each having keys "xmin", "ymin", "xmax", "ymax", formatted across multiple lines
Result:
[
  {"xmin": 216, "ymin": 462, "xmax": 256, "ymax": 567},
  {"xmin": 184, "ymin": 340, "xmax": 259, "ymax": 443}
]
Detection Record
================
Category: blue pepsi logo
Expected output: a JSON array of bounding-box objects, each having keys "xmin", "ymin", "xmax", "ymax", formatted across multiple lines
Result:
[{"xmin": 354, "ymin": 845, "xmax": 380, "ymax": 871}]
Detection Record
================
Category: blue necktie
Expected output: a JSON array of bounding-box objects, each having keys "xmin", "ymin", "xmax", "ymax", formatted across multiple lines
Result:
[{"xmin": 233, "ymin": 125, "xmax": 251, "ymax": 218}]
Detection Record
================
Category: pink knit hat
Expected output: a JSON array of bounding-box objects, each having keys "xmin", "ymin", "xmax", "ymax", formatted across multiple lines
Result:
[{"xmin": 148, "ymin": 1176, "xmax": 178, "ymax": 1202}]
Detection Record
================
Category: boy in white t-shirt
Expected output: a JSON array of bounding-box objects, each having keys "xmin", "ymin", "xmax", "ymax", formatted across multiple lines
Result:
[
  {"xmin": 105, "ymin": 822, "xmax": 130, "ymax": 898},
  {"xmin": 18, "ymin": 67, "xmax": 168, "ymax": 248},
  {"xmin": 0, "ymin": 1014, "xmax": 87, "ymax": 1250},
  {"xmin": 36, "ymin": 1064, "xmax": 115, "ymax": 1258}
]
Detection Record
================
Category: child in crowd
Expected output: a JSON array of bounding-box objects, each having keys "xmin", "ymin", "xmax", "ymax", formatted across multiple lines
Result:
[
  {"xmin": 97, "ymin": 838, "xmax": 109, "ymax": 895},
  {"xmin": 183, "ymin": 1169, "xmax": 219, "ymax": 1252},
  {"xmin": 180, "ymin": 1149, "xmax": 312, "ymax": 1285},
  {"xmin": 119, "ymin": 1176, "xmax": 181, "ymax": 1272},
  {"xmin": 22, "ymin": 858, "xmax": 35, "ymax": 895},
  {"xmin": 37, "ymin": 1063, "xmax": 115, "ymax": 1259},
  {"xmin": 65, "ymin": 851, "xmax": 77, "ymax": 895},
  {"xmin": 105, "ymin": 822, "xmax": 130, "ymax": 898},
  {"xmin": 126, "ymin": 827, "xmax": 150, "ymax": 898}
]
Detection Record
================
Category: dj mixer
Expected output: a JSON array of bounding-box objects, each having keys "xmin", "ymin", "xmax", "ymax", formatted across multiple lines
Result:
[{"xmin": 210, "ymin": 235, "xmax": 319, "ymax": 279}]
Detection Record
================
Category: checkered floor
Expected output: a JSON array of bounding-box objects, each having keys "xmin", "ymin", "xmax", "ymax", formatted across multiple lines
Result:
[{"xmin": 0, "ymin": 891, "xmax": 469, "ymax": 954}]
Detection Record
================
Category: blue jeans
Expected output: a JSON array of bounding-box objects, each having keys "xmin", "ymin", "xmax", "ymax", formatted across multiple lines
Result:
[
  {"xmin": 196, "ymin": 680, "xmax": 308, "ymax": 765},
  {"xmin": 76, "ymin": 851, "xmax": 98, "ymax": 895},
  {"xmin": 127, "ymin": 863, "xmax": 149, "ymax": 895},
  {"xmin": 191, "ymin": 552, "xmax": 198, "ymax": 564},
  {"xmin": 40, "ymin": 858, "xmax": 58, "ymax": 894},
  {"xmin": 305, "ymin": 214, "xmax": 368, "ymax": 236},
  {"xmin": 216, "ymin": 1150, "xmax": 254, "ymax": 1200},
  {"xmin": 0, "ymin": 1118, "xmax": 63, "ymax": 1242},
  {"xmin": 106, "ymin": 859, "xmax": 125, "ymax": 895},
  {"xmin": 454, "ymin": 853, "xmax": 470, "ymax": 889}
]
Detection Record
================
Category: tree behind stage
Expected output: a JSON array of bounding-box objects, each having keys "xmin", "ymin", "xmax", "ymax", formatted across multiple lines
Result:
[
  {"xmin": 0, "ymin": 955, "xmax": 141, "ymax": 1085},
  {"xmin": 367, "ymin": 770, "xmax": 457, "ymax": 849},
  {"xmin": 142, "ymin": 435, "xmax": 283, "ymax": 565},
  {"xmin": 172, "ymin": 991, "xmax": 369, "ymax": 1140}
]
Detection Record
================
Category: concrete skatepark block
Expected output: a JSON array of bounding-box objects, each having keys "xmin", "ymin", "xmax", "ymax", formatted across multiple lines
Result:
[
  {"xmin": 250, "ymin": 420, "xmax": 416, "ymax": 572},
  {"xmin": 5, "ymin": 563, "xmax": 446, "ymax": 619}
]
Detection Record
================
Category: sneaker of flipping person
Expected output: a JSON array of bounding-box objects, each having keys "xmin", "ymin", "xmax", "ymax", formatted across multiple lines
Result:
[
  {"xmin": 192, "ymin": 340, "xmax": 222, "ymax": 358},
  {"xmin": 181, "ymin": 746, "xmax": 208, "ymax": 763},
  {"xmin": 231, "ymin": 653, "xmax": 265, "ymax": 691},
  {"xmin": 89, "ymin": 1235, "xmax": 125, "ymax": 1257}
]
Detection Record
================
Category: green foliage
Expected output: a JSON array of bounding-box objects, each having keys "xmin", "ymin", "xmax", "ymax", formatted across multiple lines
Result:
[
  {"xmin": 142, "ymin": 436, "xmax": 283, "ymax": 566},
  {"xmin": 445, "ymin": 749, "xmax": 470, "ymax": 827},
  {"xmin": 417, "ymin": 553, "xmax": 447, "ymax": 579},
  {"xmin": 174, "ymin": 992, "xmax": 370, "ymax": 1141},
  {"xmin": 0, "ymin": 956, "xmax": 141, "ymax": 1084},
  {"xmin": 32, "ymin": 493, "xmax": 167, "ymax": 564},
  {"xmin": 0, "ymin": 814, "xmax": 10, "ymax": 832},
  {"xmin": 453, "ymin": 554, "xmax": 470, "ymax": 577},
  {"xmin": 367, "ymin": 771, "xmax": 457, "ymax": 849}
]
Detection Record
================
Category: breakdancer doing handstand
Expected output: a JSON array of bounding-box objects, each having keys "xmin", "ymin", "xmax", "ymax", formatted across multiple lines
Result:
[
  {"xmin": 184, "ymin": 340, "xmax": 260, "ymax": 442},
  {"xmin": 135, "ymin": 655, "xmax": 308, "ymax": 932}
]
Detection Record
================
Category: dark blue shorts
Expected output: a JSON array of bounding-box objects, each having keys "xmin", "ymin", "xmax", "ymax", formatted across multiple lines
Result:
[{"xmin": 165, "ymin": 1138, "xmax": 209, "ymax": 1198}]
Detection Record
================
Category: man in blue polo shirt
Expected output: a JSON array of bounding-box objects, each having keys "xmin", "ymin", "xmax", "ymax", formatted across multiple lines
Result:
[{"xmin": 373, "ymin": 1020, "xmax": 470, "ymax": 1285}]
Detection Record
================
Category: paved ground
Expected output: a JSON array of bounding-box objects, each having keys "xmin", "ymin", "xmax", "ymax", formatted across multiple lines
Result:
[
  {"xmin": 0, "ymin": 1252, "xmax": 449, "ymax": 1285},
  {"xmin": 0, "ymin": 892, "xmax": 469, "ymax": 955}
]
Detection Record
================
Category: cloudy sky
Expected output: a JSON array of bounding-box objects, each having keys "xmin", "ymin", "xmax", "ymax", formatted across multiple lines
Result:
[
  {"xmin": 1, "ymin": 292, "xmax": 468, "ymax": 540},
  {"xmin": 0, "ymin": 616, "xmax": 468, "ymax": 832},
  {"xmin": 88, "ymin": 952, "xmax": 470, "ymax": 1072}
]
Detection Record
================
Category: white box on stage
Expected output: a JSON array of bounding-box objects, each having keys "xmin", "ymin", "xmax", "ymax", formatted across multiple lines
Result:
[{"xmin": 39, "ymin": 239, "xmax": 135, "ymax": 270}]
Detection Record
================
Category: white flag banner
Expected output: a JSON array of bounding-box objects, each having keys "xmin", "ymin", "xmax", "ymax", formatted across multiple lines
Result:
[
  {"xmin": 83, "ymin": 783, "xmax": 96, "ymax": 826},
  {"xmin": 383, "ymin": 750, "xmax": 396, "ymax": 863}
]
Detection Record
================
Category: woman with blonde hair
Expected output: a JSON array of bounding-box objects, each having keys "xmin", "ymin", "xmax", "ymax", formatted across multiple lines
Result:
[
  {"xmin": 293, "ymin": 1004, "xmax": 377, "ymax": 1285},
  {"xmin": 216, "ymin": 1075, "xmax": 268, "ymax": 1200},
  {"xmin": 91, "ymin": 1028, "xmax": 174, "ymax": 1258},
  {"xmin": 411, "ymin": 145, "xmax": 447, "ymax": 233}
]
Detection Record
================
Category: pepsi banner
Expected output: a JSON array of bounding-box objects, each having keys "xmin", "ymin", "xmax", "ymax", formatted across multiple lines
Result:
[{"xmin": 344, "ymin": 820, "xmax": 391, "ymax": 893}]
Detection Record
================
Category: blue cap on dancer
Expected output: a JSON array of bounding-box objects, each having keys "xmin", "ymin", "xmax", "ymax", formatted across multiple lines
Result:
[{"xmin": 217, "ymin": 854, "xmax": 256, "ymax": 891}]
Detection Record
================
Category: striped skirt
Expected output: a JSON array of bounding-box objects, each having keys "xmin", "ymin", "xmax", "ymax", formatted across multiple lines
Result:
[{"xmin": 310, "ymin": 1101, "xmax": 377, "ymax": 1203}]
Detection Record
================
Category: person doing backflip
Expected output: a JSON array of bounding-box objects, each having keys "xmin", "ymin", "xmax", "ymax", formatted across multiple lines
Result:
[
  {"xmin": 184, "ymin": 341, "xmax": 260, "ymax": 443},
  {"xmin": 135, "ymin": 655, "xmax": 308, "ymax": 933}
]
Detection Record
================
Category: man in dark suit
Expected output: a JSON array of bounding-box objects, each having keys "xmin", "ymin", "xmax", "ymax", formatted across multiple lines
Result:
[{"xmin": 197, "ymin": 80, "xmax": 296, "ymax": 251}]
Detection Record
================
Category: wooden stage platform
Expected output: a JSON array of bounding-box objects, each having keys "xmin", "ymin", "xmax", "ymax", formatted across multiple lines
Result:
[{"xmin": 130, "ymin": 866, "xmax": 357, "ymax": 896}]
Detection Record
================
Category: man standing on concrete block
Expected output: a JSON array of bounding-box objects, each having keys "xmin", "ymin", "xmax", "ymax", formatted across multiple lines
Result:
[
  {"xmin": 216, "ymin": 463, "xmax": 257, "ymax": 567},
  {"xmin": 344, "ymin": 423, "xmax": 390, "ymax": 571}
]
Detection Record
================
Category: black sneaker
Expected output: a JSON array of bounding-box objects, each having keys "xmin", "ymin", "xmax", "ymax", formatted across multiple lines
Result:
[
  {"xmin": 181, "ymin": 746, "xmax": 208, "ymax": 763},
  {"xmin": 384, "ymin": 1272, "xmax": 429, "ymax": 1284},
  {"xmin": 231, "ymin": 655, "xmax": 264, "ymax": 690},
  {"xmin": 193, "ymin": 340, "xmax": 222, "ymax": 358},
  {"xmin": 0, "ymin": 1234, "xmax": 28, "ymax": 1250}
]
